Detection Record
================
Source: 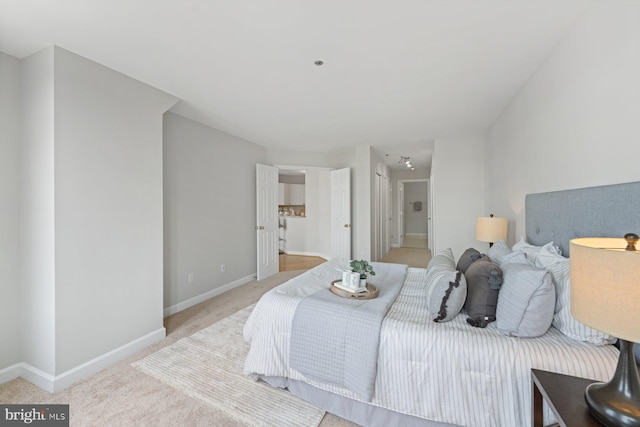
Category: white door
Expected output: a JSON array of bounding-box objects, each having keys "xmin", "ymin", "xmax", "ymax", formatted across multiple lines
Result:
[
  {"xmin": 428, "ymin": 177, "xmax": 434, "ymax": 251},
  {"xmin": 374, "ymin": 173, "xmax": 390, "ymax": 261},
  {"xmin": 256, "ymin": 164, "xmax": 279, "ymax": 280},
  {"xmin": 373, "ymin": 174, "xmax": 380, "ymax": 261},
  {"xmin": 381, "ymin": 175, "xmax": 390, "ymax": 257},
  {"xmin": 398, "ymin": 182, "xmax": 405, "ymax": 247},
  {"xmin": 331, "ymin": 168, "xmax": 351, "ymax": 260}
]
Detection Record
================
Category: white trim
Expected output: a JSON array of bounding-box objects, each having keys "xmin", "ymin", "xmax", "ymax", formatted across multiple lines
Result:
[
  {"xmin": 391, "ymin": 243, "xmax": 401, "ymax": 248},
  {"xmin": 283, "ymin": 250, "xmax": 331, "ymax": 260},
  {"xmin": 163, "ymin": 273, "xmax": 255, "ymax": 317},
  {"xmin": 2, "ymin": 327, "xmax": 166, "ymax": 392},
  {"xmin": 0, "ymin": 363, "xmax": 21, "ymax": 385},
  {"xmin": 405, "ymin": 233, "xmax": 427, "ymax": 238},
  {"xmin": 17, "ymin": 364, "xmax": 56, "ymax": 392}
]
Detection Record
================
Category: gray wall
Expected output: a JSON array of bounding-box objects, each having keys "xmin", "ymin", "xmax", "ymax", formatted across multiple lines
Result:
[
  {"xmin": 404, "ymin": 182, "xmax": 428, "ymax": 235},
  {"xmin": 163, "ymin": 112, "xmax": 267, "ymax": 310},
  {"xmin": 0, "ymin": 52, "xmax": 21, "ymax": 370},
  {"xmin": 12, "ymin": 46, "xmax": 177, "ymax": 386},
  {"xmin": 19, "ymin": 47, "xmax": 56, "ymax": 375},
  {"xmin": 53, "ymin": 47, "xmax": 177, "ymax": 374}
]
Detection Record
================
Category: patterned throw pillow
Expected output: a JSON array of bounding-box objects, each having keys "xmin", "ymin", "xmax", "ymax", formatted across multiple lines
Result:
[
  {"xmin": 496, "ymin": 260, "xmax": 555, "ymax": 338},
  {"xmin": 425, "ymin": 248, "xmax": 467, "ymax": 322}
]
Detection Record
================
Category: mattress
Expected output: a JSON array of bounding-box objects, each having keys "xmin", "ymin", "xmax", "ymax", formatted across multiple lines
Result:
[{"xmin": 243, "ymin": 260, "xmax": 619, "ymax": 427}]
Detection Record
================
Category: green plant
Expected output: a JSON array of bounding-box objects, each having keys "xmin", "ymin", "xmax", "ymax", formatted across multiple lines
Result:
[{"xmin": 350, "ymin": 260, "xmax": 376, "ymax": 279}]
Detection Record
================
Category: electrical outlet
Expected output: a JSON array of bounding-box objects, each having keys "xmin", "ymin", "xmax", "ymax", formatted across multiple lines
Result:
[
  {"xmin": 220, "ymin": 264, "xmax": 226, "ymax": 272},
  {"xmin": 188, "ymin": 273, "xmax": 194, "ymax": 283}
]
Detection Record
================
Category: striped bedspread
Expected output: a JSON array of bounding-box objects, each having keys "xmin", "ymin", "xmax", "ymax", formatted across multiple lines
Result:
[{"xmin": 243, "ymin": 261, "xmax": 619, "ymax": 427}]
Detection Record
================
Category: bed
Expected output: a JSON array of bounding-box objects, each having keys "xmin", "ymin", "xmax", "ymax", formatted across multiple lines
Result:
[{"xmin": 243, "ymin": 181, "xmax": 640, "ymax": 427}]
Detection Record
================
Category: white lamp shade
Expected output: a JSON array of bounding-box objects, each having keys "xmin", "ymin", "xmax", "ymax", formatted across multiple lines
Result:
[
  {"xmin": 476, "ymin": 216, "xmax": 508, "ymax": 243},
  {"xmin": 570, "ymin": 237, "xmax": 640, "ymax": 343}
]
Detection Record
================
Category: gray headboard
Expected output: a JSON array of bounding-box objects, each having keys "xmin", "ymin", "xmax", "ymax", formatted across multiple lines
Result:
[{"xmin": 525, "ymin": 181, "xmax": 640, "ymax": 257}]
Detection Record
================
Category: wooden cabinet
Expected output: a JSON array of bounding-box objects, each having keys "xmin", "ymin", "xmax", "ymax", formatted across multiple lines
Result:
[
  {"xmin": 278, "ymin": 183, "xmax": 305, "ymax": 205},
  {"xmin": 531, "ymin": 369, "xmax": 601, "ymax": 427}
]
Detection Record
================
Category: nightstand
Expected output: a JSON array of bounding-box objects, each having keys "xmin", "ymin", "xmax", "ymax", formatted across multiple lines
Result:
[{"xmin": 531, "ymin": 369, "xmax": 603, "ymax": 427}]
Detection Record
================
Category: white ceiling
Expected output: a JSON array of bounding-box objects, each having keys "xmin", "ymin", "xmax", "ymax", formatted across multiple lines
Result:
[{"xmin": 0, "ymin": 0, "xmax": 592, "ymax": 170}]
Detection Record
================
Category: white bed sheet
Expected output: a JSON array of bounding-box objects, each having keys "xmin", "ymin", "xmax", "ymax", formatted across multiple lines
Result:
[{"xmin": 243, "ymin": 260, "xmax": 619, "ymax": 427}]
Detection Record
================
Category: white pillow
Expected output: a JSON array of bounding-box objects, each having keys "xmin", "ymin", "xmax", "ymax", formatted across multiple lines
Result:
[
  {"xmin": 487, "ymin": 239, "xmax": 512, "ymax": 266},
  {"xmin": 534, "ymin": 245, "xmax": 616, "ymax": 346},
  {"xmin": 501, "ymin": 250, "xmax": 530, "ymax": 266},
  {"xmin": 512, "ymin": 237, "xmax": 562, "ymax": 264},
  {"xmin": 425, "ymin": 248, "xmax": 467, "ymax": 322},
  {"xmin": 496, "ymin": 258, "xmax": 555, "ymax": 338}
]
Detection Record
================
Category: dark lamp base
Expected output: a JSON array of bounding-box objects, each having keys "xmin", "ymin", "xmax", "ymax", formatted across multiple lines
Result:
[{"xmin": 585, "ymin": 340, "xmax": 640, "ymax": 426}]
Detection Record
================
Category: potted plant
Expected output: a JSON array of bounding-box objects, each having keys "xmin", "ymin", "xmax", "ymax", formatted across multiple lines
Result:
[{"xmin": 350, "ymin": 260, "xmax": 376, "ymax": 288}]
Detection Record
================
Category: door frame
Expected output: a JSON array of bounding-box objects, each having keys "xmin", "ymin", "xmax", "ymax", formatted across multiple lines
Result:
[{"xmin": 397, "ymin": 178, "xmax": 429, "ymax": 249}]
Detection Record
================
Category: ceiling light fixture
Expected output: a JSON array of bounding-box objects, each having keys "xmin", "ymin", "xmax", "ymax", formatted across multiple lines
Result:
[
  {"xmin": 399, "ymin": 156, "xmax": 415, "ymax": 170},
  {"xmin": 314, "ymin": 60, "xmax": 324, "ymax": 66}
]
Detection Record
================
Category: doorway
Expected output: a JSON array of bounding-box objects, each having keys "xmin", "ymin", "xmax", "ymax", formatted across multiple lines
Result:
[{"xmin": 398, "ymin": 179, "xmax": 429, "ymax": 250}]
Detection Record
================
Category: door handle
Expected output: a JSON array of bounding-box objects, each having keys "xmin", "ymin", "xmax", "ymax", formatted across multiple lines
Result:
[
  {"xmin": 256, "ymin": 226, "xmax": 264, "ymax": 230},
  {"xmin": 344, "ymin": 224, "xmax": 350, "ymax": 228}
]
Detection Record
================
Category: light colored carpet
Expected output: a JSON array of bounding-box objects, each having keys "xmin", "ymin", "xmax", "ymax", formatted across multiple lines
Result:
[
  {"xmin": 132, "ymin": 304, "xmax": 325, "ymax": 427},
  {"xmin": 0, "ymin": 269, "xmax": 357, "ymax": 427},
  {"xmin": 402, "ymin": 235, "xmax": 428, "ymax": 249},
  {"xmin": 380, "ymin": 246, "xmax": 431, "ymax": 268}
]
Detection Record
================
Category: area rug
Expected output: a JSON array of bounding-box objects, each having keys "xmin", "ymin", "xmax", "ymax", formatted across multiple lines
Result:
[{"xmin": 132, "ymin": 304, "xmax": 325, "ymax": 427}]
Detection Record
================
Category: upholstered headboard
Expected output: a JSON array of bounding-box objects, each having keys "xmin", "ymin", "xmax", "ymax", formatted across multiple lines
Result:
[
  {"xmin": 525, "ymin": 181, "xmax": 640, "ymax": 364},
  {"xmin": 525, "ymin": 181, "xmax": 640, "ymax": 257}
]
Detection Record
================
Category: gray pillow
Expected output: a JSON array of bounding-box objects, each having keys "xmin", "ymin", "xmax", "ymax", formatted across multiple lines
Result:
[
  {"xmin": 425, "ymin": 248, "xmax": 467, "ymax": 322},
  {"xmin": 456, "ymin": 248, "xmax": 487, "ymax": 274},
  {"xmin": 495, "ymin": 263, "xmax": 555, "ymax": 338},
  {"xmin": 464, "ymin": 258, "xmax": 503, "ymax": 328}
]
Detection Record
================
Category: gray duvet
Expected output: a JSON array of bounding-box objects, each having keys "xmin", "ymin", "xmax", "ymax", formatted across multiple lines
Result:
[{"xmin": 289, "ymin": 262, "xmax": 408, "ymax": 401}]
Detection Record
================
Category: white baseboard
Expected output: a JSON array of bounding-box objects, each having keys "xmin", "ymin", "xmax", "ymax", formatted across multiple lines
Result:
[
  {"xmin": 1, "ymin": 327, "xmax": 166, "ymax": 392},
  {"xmin": 0, "ymin": 363, "xmax": 21, "ymax": 385},
  {"xmin": 2, "ymin": 274, "xmax": 262, "ymax": 392},
  {"xmin": 163, "ymin": 273, "xmax": 256, "ymax": 317},
  {"xmin": 283, "ymin": 250, "xmax": 331, "ymax": 260},
  {"xmin": 405, "ymin": 233, "xmax": 427, "ymax": 238},
  {"xmin": 391, "ymin": 243, "xmax": 401, "ymax": 248}
]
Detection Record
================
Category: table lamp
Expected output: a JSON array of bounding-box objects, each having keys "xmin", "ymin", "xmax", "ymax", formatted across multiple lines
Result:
[
  {"xmin": 570, "ymin": 234, "xmax": 640, "ymax": 426},
  {"xmin": 475, "ymin": 214, "xmax": 508, "ymax": 247}
]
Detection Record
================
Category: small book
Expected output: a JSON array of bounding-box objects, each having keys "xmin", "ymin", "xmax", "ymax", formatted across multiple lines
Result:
[{"xmin": 333, "ymin": 281, "xmax": 368, "ymax": 293}]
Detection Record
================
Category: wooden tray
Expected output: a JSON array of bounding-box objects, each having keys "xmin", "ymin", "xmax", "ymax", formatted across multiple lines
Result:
[{"xmin": 330, "ymin": 280, "xmax": 379, "ymax": 299}]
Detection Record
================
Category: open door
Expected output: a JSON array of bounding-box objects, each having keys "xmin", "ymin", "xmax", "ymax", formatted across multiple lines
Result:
[
  {"xmin": 256, "ymin": 164, "xmax": 279, "ymax": 280},
  {"xmin": 331, "ymin": 168, "xmax": 351, "ymax": 260}
]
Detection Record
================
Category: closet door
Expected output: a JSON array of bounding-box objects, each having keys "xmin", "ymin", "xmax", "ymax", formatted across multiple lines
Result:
[{"xmin": 375, "ymin": 174, "xmax": 390, "ymax": 261}]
